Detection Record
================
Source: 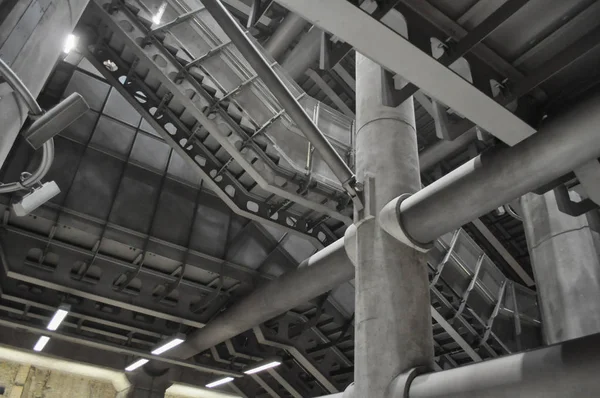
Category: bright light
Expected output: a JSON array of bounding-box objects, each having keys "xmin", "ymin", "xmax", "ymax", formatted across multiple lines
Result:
[
  {"xmin": 125, "ymin": 358, "xmax": 149, "ymax": 372},
  {"xmin": 243, "ymin": 360, "xmax": 281, "ymax": 374},
  {"xmin": 63, "ymin": 34, "xmax": 77, "ymax": 54},
  {"xmin": 206, "ymin": 377, "xmax": 234, "ymax": 388},
  {"xmin": 151, "ymin": 337, "xmax": 185, "ymax": 355},
  {"xmin": 152, "ymin": 2, "xmax": 167, "ymax": 25},
  {"xmin": 47, "ymin": 306, "xmax": 70, "ymax": 331},
  {"xmin": 33, "ymin": 336, "xmax": 50, "ymax": 352}
]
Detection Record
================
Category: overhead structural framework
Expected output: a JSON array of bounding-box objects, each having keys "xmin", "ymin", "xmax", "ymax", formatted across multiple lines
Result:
[
  {"xmin": 201, "ymin": 0, "xmax": 361, "ymax": 207},
  {"xmin": 273, "ymin": 0, "xmax": 536, "ymax": 146}
]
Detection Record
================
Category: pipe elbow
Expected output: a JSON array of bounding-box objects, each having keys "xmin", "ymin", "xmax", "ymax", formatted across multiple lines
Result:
[{"xmin": 379, "ymin": 194, "xmax": 433, "ymax": 253}]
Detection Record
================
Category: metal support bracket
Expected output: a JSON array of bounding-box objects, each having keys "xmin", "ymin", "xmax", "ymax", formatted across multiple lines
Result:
[{"xmin": 379, "ymin": 194, "xmax": 433, "ymax": 253}]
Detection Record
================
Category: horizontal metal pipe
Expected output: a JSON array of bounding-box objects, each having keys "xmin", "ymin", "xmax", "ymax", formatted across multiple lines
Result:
[
  {"xmin": 202, "ymin": 0, "xmax": 357, "ymax": 197},
  {"xmin": 418, "ymin": 129, "xmax": 478, "ymax": 172},
  {"xmin": 148, "ymin": 238, "xmax": 353, "ymax": 370},
  {"xmin": 318, "ymin": 332, "xmax": 600, "ymax": 398},
  {"xmin": 409, "ymin": 331, "xmax": 600, "ymax": 397},
  {"xmin": 397, "ymin": 92, "xmax": 600, "ymax": 245},
  {"xmin": 264, "ymin": 13, "xmax": 308, "ymax": 61},
  {"xmin": 281, "ymin": 26, "xmax": 321, "ymax": 81}
]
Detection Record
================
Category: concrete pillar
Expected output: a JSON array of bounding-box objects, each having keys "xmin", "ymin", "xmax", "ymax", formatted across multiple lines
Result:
[
  {"xmin": 280, "ymin": 26, "xmax": 321, "ymax": 81},
  {"xmin": 121, "ymin": 372, "xmax": 169, "ymax": 398},
  {"xmin": 521, "ymin": 190, "xmax": 600, "ymax": 344},
  {"xmin": 351, "ymin": 54, "xmax": 434, "ymax": 397},
  {"xmin": 264, "ymin": 13, "xmax": 308, "ymax": 61},
  {"xmin": 0, "ymin": 0, "xmax": 89, "ymax": 168}
]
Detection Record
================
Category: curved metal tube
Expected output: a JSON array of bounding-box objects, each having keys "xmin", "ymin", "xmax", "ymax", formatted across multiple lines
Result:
[
  {"xmin": 504, "ymin": 203, "xmax": 522, "ymax": 221},
  {"xmin": 0, "ymin": 58, "xmax": 54, "ymax": 192}
]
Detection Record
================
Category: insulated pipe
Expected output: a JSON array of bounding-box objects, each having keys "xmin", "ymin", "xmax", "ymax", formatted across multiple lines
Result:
[
  {"xmin": 381, "ymin": 92, "xmax": 600, "ymax": 247},
  {"xmin": 201, "ymin": 0, "xmax": 358, "ymax": 201},
  {"xmin": 280, "ymin": 26, "xmax": 321, "ymax": 81},
  {"xmin": 418, "ymin": 128, "xmax": 478, "ymax": 172},
  {"xmin": 317, "ymin": 331, "xmax": 600, "ymax": 397},
  {"xmin": 147, "ymin": 238, "xmax": 353, "ymax": 371},
  {"xmin": 264, "ymin": 13, "xmax": 308, "ymax": 61},
  {"xmin": 408, "ymin": 330, "xmax": 600, "ymax": 397}
]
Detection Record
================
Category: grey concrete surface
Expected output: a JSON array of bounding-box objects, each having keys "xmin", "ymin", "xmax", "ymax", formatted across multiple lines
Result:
[
  {"xmin": 352, "ymin": 53, "xmax": 433, "ymax": 398},
  {"xmin": 522, "ymin": 190, "xmax": 600, "ymax": 344}
]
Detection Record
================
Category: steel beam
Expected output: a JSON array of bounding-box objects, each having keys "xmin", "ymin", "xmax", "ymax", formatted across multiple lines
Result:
[
  {"xmin": 201, "ymin": 0, "xmax": 360, "ymax": 205},
  {"xmin": 274, "ymin": 0, "xmax": 536, "ymax": 146},
  {"xmin": 381, "ymin": 92, "xmax": 600, "ymax": 247}
]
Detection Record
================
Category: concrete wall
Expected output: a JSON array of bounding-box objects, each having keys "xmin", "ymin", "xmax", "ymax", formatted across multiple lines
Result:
[{"xmin": 0, "ymin": 360, "xmax": 116, "ymax": 397}]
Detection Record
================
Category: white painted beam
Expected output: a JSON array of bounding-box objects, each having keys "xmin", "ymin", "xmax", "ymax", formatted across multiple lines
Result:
[{"xmin": 274, "ymin": 0, "xmax": 536, "ymax": 146}]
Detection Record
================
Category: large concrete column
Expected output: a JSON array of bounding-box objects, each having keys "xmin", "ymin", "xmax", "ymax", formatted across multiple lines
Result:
[
  {"xmin": 351, "ymin": 54, "xmax": 434, "ymax": 397},
  {"xmin": 280, "ymin": 26, "xmax": 321, "ymax": 81},
  {"xmin": 521, "ymin": 190, "xmax": 600, "ymax": 344}
]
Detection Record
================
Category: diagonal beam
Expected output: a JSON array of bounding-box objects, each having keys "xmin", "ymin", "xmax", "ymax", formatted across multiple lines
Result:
[
  {"xmin": 274, "ymin": 0, "xmax": 536, "ymax": 146},
  {"xmin": 394, "ymin": 0, "xmax": 530, "ymax": 103}
]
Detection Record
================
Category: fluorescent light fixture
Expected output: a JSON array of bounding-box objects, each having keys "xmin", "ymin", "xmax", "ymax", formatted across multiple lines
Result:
[
  {"xmin": 33, "ymin": 336, "xmax": 50, "ymax": 352},
  {"xmin": 63, "ymin": 34, "xmax": 77, "ymax": 54},
  {"xmin": 125, "ymin": 358, "xmax": 149, "ymax": 372},
  {"xmin": 206, "ymin": 377, "xmax": 234, "ymax": 388},
  {"xmin": 151, "ymin": 335, "xmax": 185, "ymax": 355},
  {"xmin": 46, "ymin": 304, "xmax": 70, "ymax": 331},
  {"xmin": 243, "ymin": 359, "xmax": 281, "ymax": 374},
  {"xmin": 152, "ymin": 2, "xmax": 167, "ymax": 25}
]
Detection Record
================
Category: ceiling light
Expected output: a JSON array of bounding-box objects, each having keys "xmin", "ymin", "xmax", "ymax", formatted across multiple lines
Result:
[
  {"xmin": 46, "ymin": 304, "xmax": 70, "ymax": 331},
  {"xmin": 206, "ymin": 377, "xmax": 234, "ymax": 388},
  {"xmin": 125, "ymin": 358, "xmax": 149, "ymax": 372},
  {"xmin": 33, "ymin": 336, "xmax": 50, "ymax": 352},
  {"xmin": 243, "ymin": 358, "xmax": 282, "ymax": 374},
  {"xmin": 63, "ymin": 34, "xmax": 77, "ymax": 54},
  {"xmin": 152, "ymin": 2, "xmax": 167, "ymax": 25},
  {"xmin": 151, "ymin": 334, "xmax": 185, "ymax": 355}
]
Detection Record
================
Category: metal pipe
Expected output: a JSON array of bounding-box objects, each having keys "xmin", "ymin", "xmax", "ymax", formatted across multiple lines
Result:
[
  {"xmin": 418, "ymin": 129, "xmax": 478, "ymax": 172},
  {"xmin": 201, "ymin": 0, "xmax": 358, "ymax": 201},
  {"xmin": 317, "ymin": 331, "xmax": 600, "ymax": 398},
  {"xmin": 0, "ymin": 58, "xmax": 43, "ymax": 116},
  {"xmin": 408, "ymin": 331, "xmax": 600, "ymax": 397},
  {"xmin": 264, "ymin": 13, "xmax": 308, "ymax": 61},
  {"xmin": 382, "ymin": 92, "xmax": 600, "ymax": 246},
  {"xmin": 147, "ymin": 238, "xmax": 353, "ymax": 371},
  {"xmin": 0, "ymin": 58, "xmax": 55, "ymax": 192},
  {"xmin": 280, "ymin": 26, "xmax": 321, "ymax": 81}
]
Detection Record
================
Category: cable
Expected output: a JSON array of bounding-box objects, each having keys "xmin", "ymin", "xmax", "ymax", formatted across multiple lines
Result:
[{"xmin": 0, "ymin": 58, "xmax": 55, "ymax": 193}]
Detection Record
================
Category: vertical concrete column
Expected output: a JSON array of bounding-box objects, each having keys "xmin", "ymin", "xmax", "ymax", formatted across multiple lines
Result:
[
  {"xmin": 351, "ymin": 54, "xmax": 434, "ymax": 397},
  {"xmin": 521, "ymin": 190, "xmax": 600, "ymax": 344}
]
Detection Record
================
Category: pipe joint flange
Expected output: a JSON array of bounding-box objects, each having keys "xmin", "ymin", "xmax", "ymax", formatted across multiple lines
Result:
[
  {"xmin": 343, "ymin": 382, "xmax": 355, "ymax": 398},
  {"xmin": 379, "ymin": 193, "xmax": 433, "ymax": 253},
  {"xmin": 385, "ymin": 366, "xmax": 428, "ymax": 398}
]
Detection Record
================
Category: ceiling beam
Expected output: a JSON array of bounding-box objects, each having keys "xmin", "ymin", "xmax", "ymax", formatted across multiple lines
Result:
[{"xmin": 274, "ymin": 0, "xmax": 536, "ymax": 146}]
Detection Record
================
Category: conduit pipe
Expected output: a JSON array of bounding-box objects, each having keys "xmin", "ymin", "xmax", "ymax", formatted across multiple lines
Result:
[
  {"xmin": 381, "ymin": 92, "xmax": 600, "ymax": 249},
  {"xmin": 0, "ymin": 58, "xmax": 54, "ymax": 192},
  {"xmin": 201, "ymin": 0, "xmax": 360, "ymax": 204},
  {"xmin": 147, "ymin": 238, "xmax": 353, "ymax": 371},
  {"xmin": 318, "ymin": 330, "xmax": 600, "ymax": 398}
]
